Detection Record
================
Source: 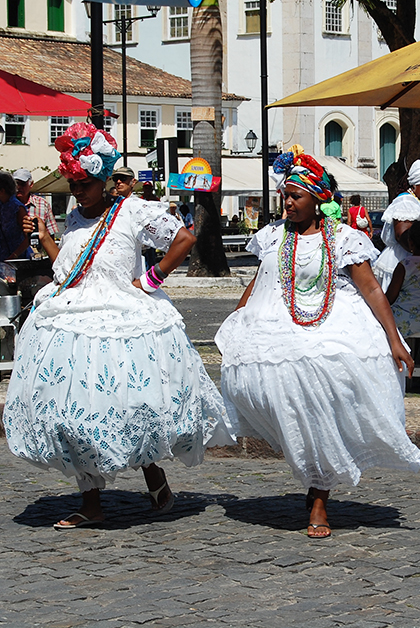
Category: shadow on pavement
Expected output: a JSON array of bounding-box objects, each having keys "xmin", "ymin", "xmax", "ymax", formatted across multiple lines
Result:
[
  {"xmin": 13, "ymin": 489, "xmax": 407, "ymax": 532},
  {"xmin": 221, "ymin": 493, "xmax": 407, "ymax": 531}
]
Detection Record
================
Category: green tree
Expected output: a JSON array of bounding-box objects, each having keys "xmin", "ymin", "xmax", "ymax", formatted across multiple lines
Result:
[
  {"xmin": 339, "ymin": 0, "xmax": 419, "ymax": 199},
  {"xmin": 188, "ymin": 0, "xmax": 230, "ymax": 276}
]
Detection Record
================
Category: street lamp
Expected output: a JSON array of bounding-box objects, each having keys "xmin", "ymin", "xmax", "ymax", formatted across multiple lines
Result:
[
  {"xmin": 104, "ymin": 6, "xmax": 160, "ymax": 166},
  {"xmin": 83, "ymin": 2, "xmax": 160, "ymax": 165},
  {"xmin": 231, "ymin": 130, "xmax": 258, "ymax": 155}
]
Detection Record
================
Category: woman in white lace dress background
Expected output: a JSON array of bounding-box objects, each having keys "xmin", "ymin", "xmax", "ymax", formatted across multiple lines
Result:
[
  {"xmin": 373, "ymin": 160, "xmax": 420, "ymax": 292},
  {"xmin": 216, "ymin": 145, "xmax": 420, "ymax": 538},
  {"xmin": 4, "ymin": 123, "xmax": 235, "ymax": 529}
]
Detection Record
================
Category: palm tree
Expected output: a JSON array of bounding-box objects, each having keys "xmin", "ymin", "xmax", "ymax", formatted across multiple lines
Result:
[{"xmin": 188, "ymin": 0, "xmax": 230, "ymax": 276}]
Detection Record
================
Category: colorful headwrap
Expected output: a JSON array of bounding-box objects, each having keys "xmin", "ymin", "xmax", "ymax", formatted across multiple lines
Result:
[
  {"xmin": 271, "ymin": 145, "xmax": 333, "ymax": 203},
  {"xmin": 55, "ymin": 122, "xmax": 121, "ymax": 181}
]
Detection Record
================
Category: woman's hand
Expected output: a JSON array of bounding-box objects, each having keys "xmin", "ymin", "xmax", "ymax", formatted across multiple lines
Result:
[
  {"xmin": 132, "ymin": 278, "xmax": 147, "ymax": 293},
  {"xmin": 391, "ymin": 340, "xmax": 414, "ymax": 377}
]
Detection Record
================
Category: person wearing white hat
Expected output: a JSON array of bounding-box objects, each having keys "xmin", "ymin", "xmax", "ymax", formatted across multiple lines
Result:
[
  {"xmin": 13, "ymin": 168, "xmax": 58, "ymax": 237},
  {"xmin": 373, "ymin": 160, "xmax": 420, "ymax": 292}
]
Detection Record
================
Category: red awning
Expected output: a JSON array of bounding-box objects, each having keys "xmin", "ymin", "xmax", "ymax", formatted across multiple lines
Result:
[{"xmin": 0, "ymin": 69, "xmax": 93, "ymax": 116}]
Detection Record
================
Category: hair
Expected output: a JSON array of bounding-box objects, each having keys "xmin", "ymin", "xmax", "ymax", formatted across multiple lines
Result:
[
  {"xmin": 326, "ymin": 171, "xmax": 338, "ymax": 195},
  {"xmin": 350, "ymin": 194, "xmax": 361, "ymax": 206},
  {"xmin": 0, "ymin": 171, "xmax": 16, "ymax": 197},
  {"xmin": 409, "ymin": 220, "xmax": 420, "ymax": 250}
]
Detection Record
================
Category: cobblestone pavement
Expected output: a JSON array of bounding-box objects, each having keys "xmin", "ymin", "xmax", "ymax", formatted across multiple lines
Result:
[
  {"xmin": 2, "ymin": 442, "xmax": 420, "ymax": 628},
  {"xmin": 2, "ymin": 271, "xmax": 420, "ymax": 627}
]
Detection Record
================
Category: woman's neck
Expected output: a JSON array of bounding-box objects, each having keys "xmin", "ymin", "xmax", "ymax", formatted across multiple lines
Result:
[
  {"xmin": 80, "ymin": 201, "xmax": 109, "ymax": 219},
  {"xmin": 295, "ymin": 217, "xmax": 322, "ymax": 236}
]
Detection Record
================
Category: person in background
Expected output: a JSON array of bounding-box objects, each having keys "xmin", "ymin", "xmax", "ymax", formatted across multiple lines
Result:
[
  {"xmin": 320, "ymin": 190, "xmax": 342, "ymax": 221},
  {"xmin": 168, "ymin": 201, "xmax": 184, "ymax": 223},
  {"xmin": 373, "ymin": 162, "xmax": 420, "ymax": 292},
  {"xmin": 141, "ymin": 181, "xmax": 159, "ymax": 202},
  {"xmin": 347, "ymin": 194, "xmax": 372, "ymax": 238},
  {"xmin": 112, "ymin": 166, "xmax": 137, "ymax": 199},
  {"xmin": 178, "ymin": 203, "xmax": 194, "ymax": 232},
  {"xmin": 0, "ymin": 171, "xmax": 29, "ymax": 261},
  {"xmin": 13, "ymin": 168, "xmax": 58, "ymax": 237},
  {"xmin": 386, "ymin": 220, "xmax": 420, "ymax": 339}
]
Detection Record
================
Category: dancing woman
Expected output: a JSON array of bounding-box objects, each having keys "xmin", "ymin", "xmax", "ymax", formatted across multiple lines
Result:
[
  {"xmin": 216, "ymin": 145, "xmax": 420, "ymax": 538},
  {"xmin": 4, "ymin": 123, "xmax": 234, "ymax": 529}
]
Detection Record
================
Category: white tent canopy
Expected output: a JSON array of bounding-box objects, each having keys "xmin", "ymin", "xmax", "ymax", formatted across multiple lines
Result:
[{"xmin": 33, "ymin": 155, "xmax": 387, "ymax": 198}]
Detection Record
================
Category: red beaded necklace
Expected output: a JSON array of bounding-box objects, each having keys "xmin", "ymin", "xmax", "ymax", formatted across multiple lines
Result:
[{"xmin": 279, "ymin": 216, "xmax": 337, "ymax": 327}]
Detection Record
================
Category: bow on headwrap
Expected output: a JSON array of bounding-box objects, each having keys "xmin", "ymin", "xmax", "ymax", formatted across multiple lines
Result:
[
  {"xmin": 271, "ymin": 145, "xmax": 333, "ymax": 203},
  {"xmin": 55, "ymin": 122, "xmax": 121, "ymax": 181}
]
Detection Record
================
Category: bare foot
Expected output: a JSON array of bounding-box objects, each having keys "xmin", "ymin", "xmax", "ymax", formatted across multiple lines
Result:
[{"xmin": 307, "ymin": 488, "xmax": 331, "ymax": 538}]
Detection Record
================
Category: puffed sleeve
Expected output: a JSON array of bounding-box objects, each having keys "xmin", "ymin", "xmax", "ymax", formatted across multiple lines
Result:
[
  {"xmin": 336, "ymin": 224, "xmax": 379, "ymax": 268},
  {"xmin": 128, "ymin": 197, "xmax": 183, "ymax": 252},
  {"xmin": 246, "ymin": 220, "xmax": 285, "ymax": 260}
]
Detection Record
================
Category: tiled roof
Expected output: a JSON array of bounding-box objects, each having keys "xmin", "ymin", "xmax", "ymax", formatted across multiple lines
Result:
[{"xmin": 0, "ymin": 33, "xmax": 243, "ymax": 101}]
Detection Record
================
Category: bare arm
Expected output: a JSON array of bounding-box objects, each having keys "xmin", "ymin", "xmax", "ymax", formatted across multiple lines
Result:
[
  {"xmin": 23, "ymin": 215, "xmax": 60, "ymax": 263},
  {"xmin": 133, "ymin": 227, "xmax": 196, "ymax": 290},
  {"xmin": 365, "ymin": 208, "xmax": 373, "ymax": 239},
  {"xmin": 349, "ymin": 261, "xmax": 414, "ymax": 375},
  {"xmin": 386, "ymin": 262, "xmax": 405, "ymax": 305},
  {"xmin": 235, "ymin": 274, "xmax": 258, "ymax": 310},
  {"xmin": 347, "ymin": 209, "xmax": 352, "ymax": 226}
]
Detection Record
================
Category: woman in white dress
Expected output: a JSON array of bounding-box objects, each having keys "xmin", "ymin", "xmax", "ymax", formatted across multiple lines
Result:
[
  {"xmin": 215, "ymin": 145, "xmax": 420, "ymax": 538},
  {"xmin": 4, "ymin": 123, "xmax": 235, "ymax": 529},
  {"xmin": 373, "ymin": 160, "xmax": 420, "ymax": 292}
]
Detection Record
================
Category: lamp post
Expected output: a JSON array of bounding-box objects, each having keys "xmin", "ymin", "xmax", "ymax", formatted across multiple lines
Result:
[
  {"xmin": 259, "ymin": 0, "xmax": 270, "ymax": 225},
  {"xmin": 83, "ymin": 2, "xmax": 160, "ymax": 164},
  {"xmin": 231, "ymin": 130, "xmax": 258, "ymax": 155},
  {"xmin": 103, "ymin": 6, "xmax": 160, "ymax": 166}
]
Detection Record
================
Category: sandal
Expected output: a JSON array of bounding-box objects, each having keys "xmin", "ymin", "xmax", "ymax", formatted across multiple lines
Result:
[
  {"xmin": 307, "ymin": 523, "xmax": 331, "ymax": 538},
  {"xmin": 149, "ymin": 471, "xmax": 174, "ymax": 515},
  {"xmin": 53, "ymin": 512, "xmax": 104, "ymax": 530}
]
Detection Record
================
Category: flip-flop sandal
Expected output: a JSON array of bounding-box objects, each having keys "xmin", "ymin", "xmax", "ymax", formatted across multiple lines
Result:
[
  {"xmin": 53, "ymin": 512, "xmax": 104, "ymax": 530},
  {"xmin": 149, "ymin": 472, "xmax": 175, "ymax": 515},
  {"xmin": 307, "ymin": 523, "xmax": 331, "ymax": 538}
]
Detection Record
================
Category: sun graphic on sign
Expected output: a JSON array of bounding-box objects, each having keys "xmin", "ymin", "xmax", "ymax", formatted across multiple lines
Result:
[{"xmin": 181, "ymin": 158, "xmax": 212, "ymax": 175}]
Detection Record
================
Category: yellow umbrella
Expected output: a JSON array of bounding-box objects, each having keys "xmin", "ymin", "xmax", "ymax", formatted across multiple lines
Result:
[{"xmin": 268, "ymin": 40, "xmax": 420, "ymax": 110}]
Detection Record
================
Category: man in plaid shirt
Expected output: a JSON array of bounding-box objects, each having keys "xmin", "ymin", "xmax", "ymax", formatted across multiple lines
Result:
[{"xmin": 13, "ymin": 169, "xmax": 58, "ymax": 236}]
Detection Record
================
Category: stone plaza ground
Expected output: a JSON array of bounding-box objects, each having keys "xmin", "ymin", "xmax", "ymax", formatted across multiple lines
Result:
[{"xmin": 2, "ymin": 260, "xmax": 420, "ymax": 627}]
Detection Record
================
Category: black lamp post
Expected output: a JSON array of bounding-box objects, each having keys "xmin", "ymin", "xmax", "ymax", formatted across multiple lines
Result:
[
  {"xmin": 103, "ymin": 6, "xmax": 160, "ymax": 166},
  {"xmin": 231, "ymin": 129, "xmax": 258, "ymax": 154},
  {"xmin": 84, "ymin": 2, "xmax": 160, "ymax": 165},
  {"xmin": 259, "ymin": 0, "xmax": 270, "ymax": 225}
]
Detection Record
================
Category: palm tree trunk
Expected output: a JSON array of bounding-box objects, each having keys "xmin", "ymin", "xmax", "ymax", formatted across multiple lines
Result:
[{"xmin": 188, "ymin": 0, "xmax": 230, "ymax": 276}]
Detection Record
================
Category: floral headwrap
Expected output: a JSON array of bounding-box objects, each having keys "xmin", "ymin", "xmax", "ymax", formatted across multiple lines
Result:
[
  {"xmin": 55, "ymin": 122, "xmax": 121, "ymax": 181},
  {"xmin": 271, "ymin": 145, "xmax": 333, "ymax": 203}
]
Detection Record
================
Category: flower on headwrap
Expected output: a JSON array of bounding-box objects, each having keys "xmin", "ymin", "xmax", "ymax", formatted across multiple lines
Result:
[
  {"xmin": 270, "ymin": 144, "xmax": 332, "ymax": 202},
  {"xmin": 55, "ymin": 122, "xmax": 121, "ymax": 181}
]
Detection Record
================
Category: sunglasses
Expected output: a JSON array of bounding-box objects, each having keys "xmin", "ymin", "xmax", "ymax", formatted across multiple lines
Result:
[{"xmin": 112, "ymin": 175, "xmax": 131, "ymax": 183}]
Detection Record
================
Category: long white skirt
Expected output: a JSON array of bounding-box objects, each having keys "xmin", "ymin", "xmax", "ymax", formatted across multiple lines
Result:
[
  {"xmin": 221, "ymin": 353, "xmax": 420, "ymax": 491},
  {"xmin": 5, "ymin": 319, "xmax": 235, "ymax": 484}
]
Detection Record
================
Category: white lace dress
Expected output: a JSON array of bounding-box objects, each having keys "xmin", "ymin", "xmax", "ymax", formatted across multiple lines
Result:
[
  {"xmin": 4, "ymin": 196, "xmax": 235, "ymax": 485},
  {"xmin": 215, "ymin": 221, "xmax": 420, "ymax": 491},
  {"xmin": 373, "ymin": 193, "xmax": 420, "ymax": 291}
]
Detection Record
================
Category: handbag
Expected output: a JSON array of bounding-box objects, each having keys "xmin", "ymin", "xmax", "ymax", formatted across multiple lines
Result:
[{"xmin": 356, "ymin": 206, "xmax": 369, "ymax": 229}]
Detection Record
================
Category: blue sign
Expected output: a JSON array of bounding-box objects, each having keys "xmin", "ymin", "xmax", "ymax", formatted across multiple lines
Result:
[{"xmin": 138, "ymin": 169, "xmax": 153, "ymax": 182}]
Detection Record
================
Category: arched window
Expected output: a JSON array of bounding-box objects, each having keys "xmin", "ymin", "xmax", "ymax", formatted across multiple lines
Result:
[
  {"xmin": 325, "ymin": 121, "xmax": 343, "ymax": 157},
  {"xmin": 380, "ymin": 123, "xmax": 396, "ymax": 181}
]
